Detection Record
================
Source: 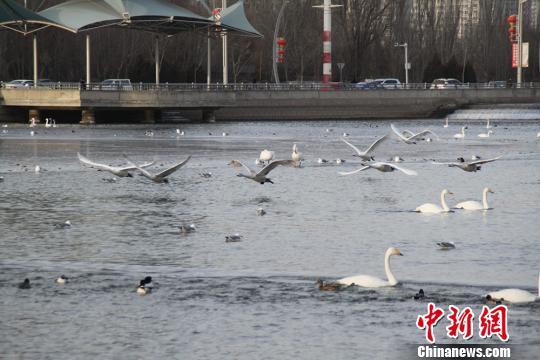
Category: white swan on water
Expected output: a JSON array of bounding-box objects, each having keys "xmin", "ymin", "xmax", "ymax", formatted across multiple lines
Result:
[
  {"xmin": 486, "ymin": 273, "xmax": 539, "ymax": 304},
  {"xmin": 454, "ymin": 126, "xmax": 466, "ymax": 139},
  {"xmin": 291, "ymin": 143, "xmax": 302, "ymax": 163},
  {"xmin": 478, "ymin": 130, "xmax": 493, "ymax": 138},
  {"xmin": 416, "ymin": 189, "xmax": 453, "ymax": 214},
  {"xmin": 259, "ymin": 149, "xmax": 275, "ymax": 164},
  {"xmin": 443, "ymin": 117, "xmax": 449, "ymax": 128},
  {"xmin": 455, "ymin": 187, "xmax": 494, "ymax": 210},
  {"xmin": 336, "ymin": 247, "xmax": 403, "ymax": 287}
]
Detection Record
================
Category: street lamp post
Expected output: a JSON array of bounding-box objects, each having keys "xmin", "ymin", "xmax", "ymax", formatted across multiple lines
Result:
[
  {"xmin": 517, "ymin": 0, "xmax": 528, "ymax": 87},
  {"xmin": 337, "ymin": 63, "xmax": 345, "ymax": 83},
  {"xmin": 394, "ymin": 42, "xmax": 409, "ymax": 86}
]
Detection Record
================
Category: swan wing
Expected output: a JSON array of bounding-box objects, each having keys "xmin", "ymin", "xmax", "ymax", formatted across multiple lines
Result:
[
  {"xmin": 470, "ymin": 155, "xmax": 502, "ymax": 165},
  {"xmin": 122, "ymin": 154, "xmax": 155, "ymax": 179},
  {"xmin": 116, "ymin": 161, "xmax": 156, "ymax": 172},
  {"xmin": 155, "ymin": 156, "xmax": 191, "ymax": 179},
  {"xmin": 78, "ymin": 153, "xmax": 117, "ymax": 172},
  {"xmin": 341, "ymin": 138, "xmax": 364, "ymax": 156},
  {"xmin": 402, "ymin": 130, "xmax": 414, "ymax": 137},
  {"xmin": 432, "ymin": 161, "xmax": 458, "ymax": 166},
  {"xmin": 390, "ymin": 124, "xmax": 410, "ymax": 142},
  {"xmin": 379, "ymin": 162, "xmax": 418, "ymax": 176},
  {"xmin": 338, "ymin": 166, "xmax": 370, "ymax": 176},
  {"xmin": 363, "ymin": 134, "xmax": 389, "ymax": 154},
  {"xmin": 336, "ymin": 275, "xmax": 390, "ymax": 288},
  {"xmin": 409, "ymin": 129, "xmax": 440, "ymax": 140},
  {"xmin": 257, "ymin": 159, "xmax": 293, "ymax": 176},
  {"xmin": 231, "ymin": 160, "xmax": 255, "ymax": 175}
]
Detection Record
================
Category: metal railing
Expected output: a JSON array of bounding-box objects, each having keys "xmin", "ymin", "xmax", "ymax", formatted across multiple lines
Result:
[{"xmin": 1, "ymin": 81, "xmax": 539, "ymax": 92}]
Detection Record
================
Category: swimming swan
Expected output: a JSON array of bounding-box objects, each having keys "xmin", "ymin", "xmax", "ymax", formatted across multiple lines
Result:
[
  {"xmin": 416, "ymin": 189, "xmax": 453, "ymax": 214},
  {"xmin": 478, "ymin": 130, "xmax": 493, "ymax": 138},
  {"xmin": 486, "ymin": 273, "xmax": 539, "ymax": 304},
  {"xmin": 453, "ymin": 126, "xmax": 466, "ymax": 139},
  {"xmin": 259, "ymin": 149, "xmax": 275, "ymax": 164},
  {"xmin": 443, "ymin": 117, "xmax": 449, "ymax": 128},
  {"xmin": 291, "ymin": 143, "xmax": 303, "ymax": 164},
  {"xmin": 336, "ymin": 247, "xmax": 403, "ymax": 287},
  {"xmin": 455, "ymin": 187, "xmax": 494, "ymax": 210}
]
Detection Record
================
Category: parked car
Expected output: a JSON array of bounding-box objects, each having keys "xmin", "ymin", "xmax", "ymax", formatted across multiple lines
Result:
[
  {"xmin": 430, "ymin": 78, "xmax": 465, "ymax": 89},
  {"xmin": 487, "ymin": 81, "xmax": 507, "ymax": 88},
  {"xmin": 355, "ymin": 80, "xmax": 384, "ymax": 90},
  {"xmin": 374, "ymin": 78, "xmax": 402, "ymax": 89},
  {"xmin": 37, "ymin": 79, "xmax": 57, "ymax": 89},
  {"xmin": 100, "ymin": 79, "xmax": 133, "ymax": 91},
  {"xmin": 4, "ymin": 79, "xmax": 34, "ymax": 89}
]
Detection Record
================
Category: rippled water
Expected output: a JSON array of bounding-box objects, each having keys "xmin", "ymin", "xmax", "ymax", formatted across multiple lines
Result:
[{"xmin": 1, "ymin": 117, "xmax": 539, "ymax": 359}]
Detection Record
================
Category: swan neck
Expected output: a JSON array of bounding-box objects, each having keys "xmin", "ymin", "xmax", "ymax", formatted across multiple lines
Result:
[
  {"xmin": 440, "ymin": 191, "xmax": 449, "ymax": 212},
  {"xmin": 385, "ymin": 252, "xmax": 397, "ymax": 285},
  {"xmin": 482, "ymin": 189, "xmax": 490, "ymax": 209}
]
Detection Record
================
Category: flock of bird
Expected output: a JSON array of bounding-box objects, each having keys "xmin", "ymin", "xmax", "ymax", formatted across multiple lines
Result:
[{"xmin": 7, "ymin": 117, "xmax": 539, "ymax": 304}]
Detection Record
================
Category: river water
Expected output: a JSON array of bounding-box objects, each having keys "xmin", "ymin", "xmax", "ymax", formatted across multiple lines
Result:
[{"xmin": 0, "ymin": 117, "xmax": 539, "ymax": 359}]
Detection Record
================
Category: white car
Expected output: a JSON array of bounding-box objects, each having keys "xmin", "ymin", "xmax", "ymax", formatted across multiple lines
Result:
[
  {"xmin": 4, "ymin": 79, "xmax": 34, "ymax": 89},
  {"xmin": 375, "ymin": 78, "xmax": 402, "ymax": 89},
  {"xmin": 430, "ymin": 78, "xmax": 466, "ymax": 89},
  {"xmin": 100, "ymin": 79, "xmax": 133, "ymax": 91}
]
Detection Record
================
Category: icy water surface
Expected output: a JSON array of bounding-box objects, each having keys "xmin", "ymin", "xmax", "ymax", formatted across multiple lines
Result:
[{"xmin": 0, "ymin": 118, "xmax": 539, "ymax": 359}]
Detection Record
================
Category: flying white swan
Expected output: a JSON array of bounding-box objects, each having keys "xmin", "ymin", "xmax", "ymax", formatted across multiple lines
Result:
[
  {"xmin": 432, "ymin": 156, "xmax": 501, "ymax": 172},
  {"xmin": 390, "ymin": 124, "xmax": 439, "ymax": 144},
  {"xmin": 259, "ymin": 149, "xmax": 275, "ymax": 164},
  {"xmin": 455, "ymin": 187, "xmax": 494, "ymax": 210},
  {"xmin": 341, "ymin": 135, "xmax": 388, "ymax": 161},
  {"xmin": 339, "ymin": 162, "xmax": 417, "ymax": 176},
  {"xmin": 78, "ymin": 153, "xmax": 154, "ymax": 178},
  {"xmin": 453, "ymin": 126, "xmax": 467, "ymax": 139},
  {"xmin": 443, "ymin": 117, "xmax": 449, "ymax": 128},
  {"xmin": 336, "ymin": 247, "xmax": 404, "ymax": 287},
  {"xmin": 485, "ymin": 273, "xmax": 539, "ymax": 304},
  {"xmin": 416, "ymin": 189, "xmax": 453, "ymax": 214},
  {"xmin": 478, "ymin": 130, "xmax": 493, "ymax": 138},
  {"xmin": 124, "ymin": 155, "xmax": 191, "ymax": 183},
  {"xmin": 233, "ymin": 159, "xmax": 292, "ymax": 184}
]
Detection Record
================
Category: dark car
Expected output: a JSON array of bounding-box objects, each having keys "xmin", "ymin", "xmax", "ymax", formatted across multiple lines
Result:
[{"xmin": 355, "ymin": 80, "xmax": 384, "ymax": 90}]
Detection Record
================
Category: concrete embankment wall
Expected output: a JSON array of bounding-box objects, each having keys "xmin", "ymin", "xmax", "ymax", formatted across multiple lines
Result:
[{"xmin": 1, "ymin": 87, "xmax": 539, "ymax": 122}]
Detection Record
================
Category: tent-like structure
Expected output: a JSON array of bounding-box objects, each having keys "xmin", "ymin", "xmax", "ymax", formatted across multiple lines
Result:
[
  {"xmin": 215, "ymin": 0, "xmax": 261, "ymax": 37},
  {"xmin": 0, "ymin": 0, "xmax": 75, "ymax": 34},
  {"xmin": 2, "ymin": 0, "xmax": 262, "ymax": 86},
  {"xmin": 39, "ymin": 0, "xmax": 212, "ymax": 34}
]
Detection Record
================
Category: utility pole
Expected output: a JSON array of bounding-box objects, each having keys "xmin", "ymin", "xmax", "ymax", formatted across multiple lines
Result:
[
  {"xmin": 313, "ymin": 0, "xmax": 342, "ymax": 83},
  {"xmin": 222, "ymin": 0, "xmax": 228, "ymax": 85}
]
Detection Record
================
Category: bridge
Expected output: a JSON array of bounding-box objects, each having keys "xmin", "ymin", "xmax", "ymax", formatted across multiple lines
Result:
[{"xmin": 1, "ymin": 83, "xmax": 539, "ymax": 124}]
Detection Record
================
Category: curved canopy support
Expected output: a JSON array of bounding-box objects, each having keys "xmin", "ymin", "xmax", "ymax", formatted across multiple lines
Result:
[{"xmin": 0, "ymin": 0, "xmax": 76, "ymax": 34}]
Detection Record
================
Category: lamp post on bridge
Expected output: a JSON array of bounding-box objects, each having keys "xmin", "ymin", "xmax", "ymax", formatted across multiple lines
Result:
[
  {"xmin": 394, "ymin": 42, "xmax": 409, "ymax": 86},
  {"xmin": 517, "ymin": 0, "xmax": 528, "ymax": 87}
]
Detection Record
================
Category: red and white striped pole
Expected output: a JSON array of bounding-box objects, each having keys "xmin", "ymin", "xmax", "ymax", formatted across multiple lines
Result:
[{"xmin": 315, "ymin": 0, "xmax": 342, "ymax": 84}]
